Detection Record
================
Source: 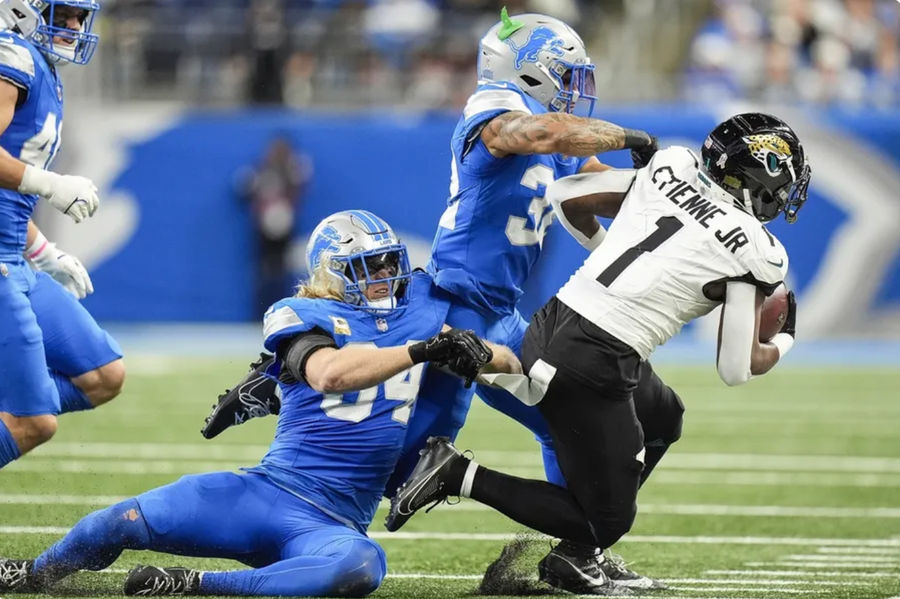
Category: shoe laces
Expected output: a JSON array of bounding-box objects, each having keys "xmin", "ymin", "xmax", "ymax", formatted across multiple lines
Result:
[
  {"xmin": 0, "ymin": 560, "xmax": 29, "ymax": 587},
  {"xmin": 601, "ymin": 550, "xmax": 634, "ymax": 576}
]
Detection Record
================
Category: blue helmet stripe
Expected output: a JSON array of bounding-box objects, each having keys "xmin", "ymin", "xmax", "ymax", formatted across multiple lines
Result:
[{"xmin": 353, "ymin": 210, "xmax": 391, "ymax": 242}]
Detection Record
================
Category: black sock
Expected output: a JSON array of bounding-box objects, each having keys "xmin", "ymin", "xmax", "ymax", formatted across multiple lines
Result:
[{"xmin": 469, "ymin": 466, "xmax": 596, "ymax": 545}]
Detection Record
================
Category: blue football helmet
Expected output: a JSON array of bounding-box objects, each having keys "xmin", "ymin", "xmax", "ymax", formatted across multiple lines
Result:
[
  {"xmin": 306, "ymin": 210, "xmax": 412, "ymax": 313},
  {"xmin": 0, "ymin": 0, "xmax": 100, "ymax": 65}
]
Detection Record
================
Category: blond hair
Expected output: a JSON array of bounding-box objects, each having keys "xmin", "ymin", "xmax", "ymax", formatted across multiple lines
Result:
[{"xmin": 294, "ymin": 264, "xmax": 346, "ymax": 302}]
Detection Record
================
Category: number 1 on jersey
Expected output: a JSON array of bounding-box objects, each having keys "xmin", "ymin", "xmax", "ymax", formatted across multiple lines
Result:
[{"xmin": 597, "ymin": 216, "xmax": 684, "ymax": 286}]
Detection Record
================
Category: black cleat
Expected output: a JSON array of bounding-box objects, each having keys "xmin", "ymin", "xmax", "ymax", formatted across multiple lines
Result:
[
  {"xmin": 599, "ymin": 550, "xmax": 667, "ymax": 591},
  {"xmin": 0, "ymin": 559, "xmax": 35, "ymax": 593},
  {"xmin": 385, "ymin": 436, "xmax": 467, "ymax": 532},
  {"xmin": 124, "ymin": 565, "xmax": 201, "ymax": 596},
  {"xmin": 538, "ymin": 541, "xmax": 634, "ymax": 596},
  {"xmin": 201, "ymin": 353, "xmax": 280, "ymax": 439}
]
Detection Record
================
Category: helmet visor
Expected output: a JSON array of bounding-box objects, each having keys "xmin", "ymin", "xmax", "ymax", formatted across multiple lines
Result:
[
  {"xmin": 551, "ymin": 61, "xmax": 597, "ymax": 116},
  {"xmin": 40, "ymin": 1, "xmax": 100, "ymax": 65}
]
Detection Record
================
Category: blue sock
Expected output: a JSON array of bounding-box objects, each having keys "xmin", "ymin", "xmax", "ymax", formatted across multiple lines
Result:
[
  {"xmin": 201, "ymin": 539, "xmax": 386, "ymax": 597},
  {"xmin": 540, "ymin": 439, "xmax": 566, "ymax": 487},
  {"xmin": 50, "ymin": 370, "xmax": 93, "ymax": 414},
  {"xmin": 0, "ymin": 418, "xmax": 21, "ymax": 469},
  {"xmin": 33, "ymin": 499, "xmax": 150, "ymax": 584}
]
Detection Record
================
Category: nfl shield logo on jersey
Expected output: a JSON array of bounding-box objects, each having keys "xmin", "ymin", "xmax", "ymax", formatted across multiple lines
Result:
[{"xmin": 376, "ymin": 318, "xmax": 389, "ymax": 332}]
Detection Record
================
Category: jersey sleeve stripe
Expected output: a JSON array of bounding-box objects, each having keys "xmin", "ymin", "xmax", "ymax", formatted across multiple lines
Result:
[
  {"xmin": 263, "ymin": 305, "xmax": 305, "ymax": 341},
  {"xmin": 0, "ymin": 41, "xmax": 35, "ymax": 78},
  {"xmin": 0, "ymin": 73, "xmax": 27, "ymax": 91},
  {"xmin": 463, "ymin": 88, "xmax": 531, "ymax": 121}
]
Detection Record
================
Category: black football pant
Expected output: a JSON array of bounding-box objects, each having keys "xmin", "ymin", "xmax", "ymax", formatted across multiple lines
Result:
[{"xmin": 469, "ymin": 297, "xmax": 683, "ymax": 548}]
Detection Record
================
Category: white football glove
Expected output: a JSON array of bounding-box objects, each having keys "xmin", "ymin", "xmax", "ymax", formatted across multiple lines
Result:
[
  {"xmin": 27, "ymin": 241, "xmax": 94, "ymax": 299},
  {"xmin": 19, "ymin": 165, "xmax": 100, "ymax": 223}
]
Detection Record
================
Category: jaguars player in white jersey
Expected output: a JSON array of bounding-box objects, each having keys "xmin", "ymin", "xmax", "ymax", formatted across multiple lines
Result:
[
  {"xmin": 202, "ymin": 9, "xmax": 673, "ymax": 593},
  {"xmin": 388, "ymin": 113, "xmax": 809, "ymax": 589},
  {"xmin": 0, "ymin": 0, "xmax": 124, "ymax": 471}
]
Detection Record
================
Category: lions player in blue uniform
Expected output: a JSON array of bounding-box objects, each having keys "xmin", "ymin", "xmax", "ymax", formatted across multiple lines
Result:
[
  {"xmin": 0, "ymin": 210, "xmax": 505, "ymax": 597},
  {"xmin": 0, "ymin": 0, "xmax": 125, "ymax": 471},
  {"xmin": 390, "ymin": 10, "xmax": 681, "ymax": 595},
  {"xmin": 203, "ymin": 9, "xmax": 680, "ymax": 594}
]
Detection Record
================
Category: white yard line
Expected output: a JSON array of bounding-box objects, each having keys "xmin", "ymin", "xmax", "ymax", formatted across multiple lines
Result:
[
  {"xmin": 746, "ymin": 561, "xmax": 900, "ymax": 569},
  {"xmin": 0, "ymin": 494, "xmax": 127, "ymax": 505},
  {"xmin": 669, "ymin": 587, "xmax": 819, "ymax": 594},
  {"xmin": 5, "ymin": 526, "xmax": 900, "ymax": 550},
  {"xmin": 706, "ymin": 570, "xmax": 898, "ymax": 578},
  {"xmin": 785, "ymin": 554, "xmax": 900, "ymax": 562},
  {"xmin": 816, "ymin": 547, "xmax": 900, "ymax": 554},
  {"xmin": 667, "ymin": 579, "xmax": 870, "ymax": 586},
  {"xmin": 22, "ymin": 444, "xmax": 900, "ymax": 473},
  {"xmin": 5, "ymin": 493, "xmax": 900, "ymax": 520}
]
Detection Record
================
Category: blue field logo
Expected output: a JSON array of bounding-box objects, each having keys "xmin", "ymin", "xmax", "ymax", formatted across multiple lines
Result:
[{"xmin": 506, "ymin": 26, "xmax": 565, "ymax": 70}]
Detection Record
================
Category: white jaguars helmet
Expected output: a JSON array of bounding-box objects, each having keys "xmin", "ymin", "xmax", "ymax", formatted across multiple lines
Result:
[
  {"xmin": 0, "ymin": 0, "xmax": 100, "ymax": 65},
  {"xmin": 478, "ymin": 8, "xmax": 596, "ymax": 115},
  {"xmin": 306, "ymin": 210, "xmax": 412, "ymax": 313}
]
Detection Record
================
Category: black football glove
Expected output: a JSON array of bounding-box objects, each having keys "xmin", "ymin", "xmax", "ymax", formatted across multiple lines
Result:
[
  {"xmin": 630, "ymin": 133, "xmax": 658, "ymax": 169},
  {"xmin": 443, "ymin": 330, "xmax": 493, "ymax": 388},
  {"xmin": 409, "ymin": 328, "xmax": 493, "ymax": 388},
  {"xmin": 780, "ymin": 291, "xmax": 796, "ymax": 338}
]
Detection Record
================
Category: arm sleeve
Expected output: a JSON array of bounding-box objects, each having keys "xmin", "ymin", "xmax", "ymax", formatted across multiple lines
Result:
[
  {"xmin": 717, "ymin": 281, "xmax": 758, "ymax": 386},
  {"xmin": 547, "ymin": 169, "xmax": 636, "ymax": 250},
  {"xmin": 280, "ymin": 327, "xmax": 337, "ymax": 384}
]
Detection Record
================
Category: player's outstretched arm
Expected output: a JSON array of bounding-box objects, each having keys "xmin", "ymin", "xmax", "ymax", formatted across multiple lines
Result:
[
  {"xmin": 0, "ymin": 80, "xmax": 99, "ymax": 223},
  {"xmin": 717, "ymin": 281, "xmax": 795, "ymax": 386},
  {"xmin": 480, "ymin": 111, "xmax": 654, "ymax": 158},
  {"xmin": 545, "ymin": 170, "xmax": 634, "ymax": 250},
  {"xmin": 300, "ymin": 328, "xmax": 492, "ymax": 394},
  {"xmin": 479, "ymin": 342, "xmax": 522, "ymax": 376}
]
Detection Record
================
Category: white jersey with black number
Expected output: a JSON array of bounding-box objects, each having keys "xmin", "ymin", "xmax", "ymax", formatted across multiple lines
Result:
[{"xmin": 556, "ymin": 146, "xmax": 788, "ymax": 359}]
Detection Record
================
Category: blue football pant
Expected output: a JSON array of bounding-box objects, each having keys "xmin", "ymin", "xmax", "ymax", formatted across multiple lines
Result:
[
  {"xmin": 0, "ymin": 265, "xmax": 122, "ymax": 417},
  {"xmin": 34, "ymin": 472, "xmax": 386, "ymax": 597}
]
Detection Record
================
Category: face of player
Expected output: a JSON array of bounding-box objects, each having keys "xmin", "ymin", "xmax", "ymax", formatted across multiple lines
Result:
[
  {"xmin": 46, "ymin": 6, "xmax": 88, "ymax": 46},
  {"xmin": 351, "ymin": 251, "xmax": 400, "ymax": 302}
]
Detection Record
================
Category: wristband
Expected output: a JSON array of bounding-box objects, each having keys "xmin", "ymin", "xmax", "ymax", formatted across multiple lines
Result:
[
  {"xmin": 24, "ymin": 230, "xmax": 49, "ymax": 261},
  {"xmin": 18, "ymin": 164, "xmax": 57, "ymax": 197},
  {"xmin": 622, "ymin": 128, "xmax": 652, "ymax": 149},
  {"xmin": 770, "ymin": 333, "xmax": 794, "ymax": 358},
  {"xmin": 408, "ymin": 342, "xmax": 428, "ymax": 365}
]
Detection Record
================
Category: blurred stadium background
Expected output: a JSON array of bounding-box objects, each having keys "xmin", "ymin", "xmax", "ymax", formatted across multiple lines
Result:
[{"xmin": 4, "ymin": 1, "xmax": 900, "ymax": 598}]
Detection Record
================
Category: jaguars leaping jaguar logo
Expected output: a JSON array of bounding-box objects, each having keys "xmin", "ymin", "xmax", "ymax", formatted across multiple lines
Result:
[{"xmin": 743, "ymin": 134, "xmax": 793, "ymax": 176}]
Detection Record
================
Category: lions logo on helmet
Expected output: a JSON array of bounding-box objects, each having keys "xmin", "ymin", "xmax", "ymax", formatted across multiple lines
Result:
[
  {"xmin": 478, "ymin": 8, "xmax": 596, "ymax": 115},
  {"xmin": 306, "ymin": 210, "xmax": 412, "ymax": 313},
  {"xmin": 0, "ymin": 0, "xmax": 100, "ymax": 65}
]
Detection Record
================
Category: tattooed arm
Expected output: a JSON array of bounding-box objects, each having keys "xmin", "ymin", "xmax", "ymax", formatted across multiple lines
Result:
[{"xmin": 480, "ymin": 111, "xmax": 654, "ymax": 158}]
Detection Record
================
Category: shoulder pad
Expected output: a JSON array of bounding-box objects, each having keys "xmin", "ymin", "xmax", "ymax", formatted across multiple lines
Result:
[
  {"xmin": 646, "ymin": 146, "xmax": 700, "ymax": 173},
  {"xmin": 0, "ymin": 34, "xmax": 35, "ymax": 90},
  {"xmin": 462, "ymin": 81, "xmax": 532, "ymax": 122},
  {"xmin": 740, "ymin": 225, "xmax": 788, "ymax": 292},
  {"xmin": 262, "ymin": 298, "xmax": 327, "ymax": 350}
]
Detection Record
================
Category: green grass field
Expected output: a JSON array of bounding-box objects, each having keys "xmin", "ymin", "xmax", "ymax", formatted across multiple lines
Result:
[{"xmin": 2, "ymin": 356, "xmax": 899, "ymax": 599}]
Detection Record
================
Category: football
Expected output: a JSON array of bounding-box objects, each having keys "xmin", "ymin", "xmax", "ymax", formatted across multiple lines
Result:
[{"xmin": 759, "ymin": 284, "xmax": 789, "ymax": 342}]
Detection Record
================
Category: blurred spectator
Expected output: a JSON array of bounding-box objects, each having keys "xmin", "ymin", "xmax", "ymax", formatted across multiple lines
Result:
[
  {"xmin": 240, "ymin": 137, "xmax": 313, "ymax": 317},
  {"xmin": 247, "ymin": 0, "xmax": 288, "ymax": 104},
  {"xmin": 685, "ymin": 0, "xmax": 900, "ymax": 107}
]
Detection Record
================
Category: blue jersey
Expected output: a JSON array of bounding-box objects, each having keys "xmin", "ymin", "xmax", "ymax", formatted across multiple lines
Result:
[
  {"xmin": 427, "ymin": 81, "xmax": 590, "ymax": 317},
  {"xmin": 0, "ymin": 32, "xmax": 63, "ymax": 260},
  {"xmin": 246, "ymin": 272, "xmax": 450, "ymax": 533}
]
